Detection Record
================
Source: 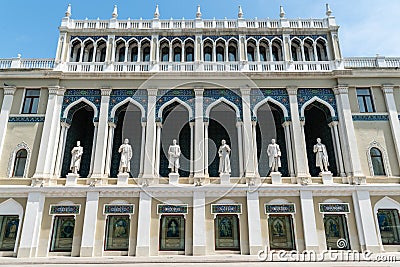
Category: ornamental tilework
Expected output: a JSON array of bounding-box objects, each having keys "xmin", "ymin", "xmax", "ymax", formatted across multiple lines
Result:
[
  {"xmin": 61, "ymin": 89, "xmax": 101, "ymax": 121},
  {"xmin": 109, "ymin": 89, "xmax": 148, "ymax": 123},
  {"xmin": 115, "ymin": 36, "xmax": 151, "ymax": 42},
  {"xmin": 250, "ymin": 88, "xmax": 290, "ymax": 119},
  {"xmin": 70, "ymin": 36, "xmax": 108, "ymax": 42},
  {"xmin": 290, "ymin": 35, "xmax": 328, "ymax": 41},
  {"xmin": 8, "ymin": 116, "xmax": 45, "ymax": 123},
  {"xmin": 203, "ymin": 89, "xmax": 242, "ymax": 119},
  {"xmin": 247, "ymin": 35, "xmax": 283, "ymax": 41},
  {"xmin": 156, "ymin": 89, "xmax": 195, "ymax": 120},
  {"xmin": 297, "ymin": 88, "xmax": 337, "ymax": 117},
  {"xmin": 202, "ymin": 35, "xmax": 239, "ymax": 41},
  {"xmin": 352, "ymin": 115, "xmax": 389, "ymax": 121}
]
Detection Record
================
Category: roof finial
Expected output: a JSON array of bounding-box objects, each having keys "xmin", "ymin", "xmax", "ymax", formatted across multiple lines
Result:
[
  {"xmin": 280, "ymin": 6, "xmax": 286, "ymax": 18},
  {"xmin": 65, "ymin": 4, "xmax": 71, "ymax": 18},
  {"xmin": 196, "ymin": 5, "xmax": 202, "ymax": 18},
  {"xmin": 154, "ymin": 4, "xmax": 160, "ymax": 19},
  {"xmin": 112, "ymin": 5, "xmax": 118, "ymax": 19},
  {"xmin": 238, "ymin": 5, "xmax": 243, "ymax": 18},
  {"xmin": 326, "ymin": 3, "xmax": 332, "ymax": 17}
]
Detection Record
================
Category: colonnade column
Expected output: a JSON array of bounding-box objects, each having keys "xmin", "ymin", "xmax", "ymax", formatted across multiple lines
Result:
[
  {"xmin": 105, "ymin": 122, "xmax": 116, "ymax": 177},
  {"xmin": 136, "ymin": 191, "xmax": 152, "ymax": 256},
  {"xmin": 300, "ymin": 190, "xmax": 319, "ymax": 252},
  {"xmin": 189, "ymin": 121, "xmax": 194, "ymax": 177},
  {"xmin": 154, "ymin": 121, "xmax": 162, "ymax": 177},
  {"xmin": 334, "ymin": 85, "xmax": 364, "ymax": 182},
  {"xmin": 17, "ymin": 192, "xmax": 45, "ymax": 258},
  {"xmin": 88, "ymin": 122, "xmax": 98, "ymax": 176},
  {"xmin": 138, "ymin": 121, "xmax": 146, "ymax": 177},
  {"xmin": 240, "ymin": 87, "xmax": 256, "ymax": 179},
  {"xmin": 236, "ymin": 121, "xmax": 244, "ymax": 177},
  {"xmin": 33, "ymin": 87, "xmax": 65, "ymax": 182},
  {"xmin": 246, "ymin": 191, "xmax": 263, "ymax": 255},
  {"xmin": 142, "ymin": 88, "xmax": 158, "ymax": 180},
  {"xmin": 80, "ymin": 191, "xmax": 99, "ymax": 257},
  {"xmin": 329, "ymin": 121, "xmax": 345, "ymax": 177},
  {"xmin": 352, "ymin": 191, "xmax": 380, "ymax": 252},
  {"xmin": 193, "ymin": 88, "xmax": 205, "ymax": 179},
  {"xmin": 0, "ymin": 86, "xmax": 16, "ymax": 161},
  {"xmin": 282, "ymin": 121, "xmax": 295, "ymax": 177},
  {"xmin": 204, "ymin": 121, "xmax": 209, "ymax": 177},
  {"xmin": 286, "ymin": 86, "xmax": 310, "ymax": 183},
  {"xmin": 54, "ymin": 121, "xmax": 70, "ymax": 177},
  {"xmin": 381, "ymin": 84, "xmax": 400, "ymax": 169},
  {"xmin": 90, "ymin": 87, "xmax": 112, "ymax": 182},
  {"xmin": 251, "ymin": 120, "xmax": 259, "ymax": 176},
  {"xmin": 192, "ymin": 190, "xmax": 206, "ymax": 255}
]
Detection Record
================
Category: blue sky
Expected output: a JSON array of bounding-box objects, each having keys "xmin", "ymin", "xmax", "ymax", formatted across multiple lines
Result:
[{"xmin": 0, "ymin": 0, "xmax": 398, "ymax": 58}]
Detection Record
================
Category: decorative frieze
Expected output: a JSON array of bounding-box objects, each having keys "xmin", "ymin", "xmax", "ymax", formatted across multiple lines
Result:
[
  {"xmin": 49, "ymin": 204, "xmax": 81, "ymax": 215},
  {"xmin": 103, "ymin": 204, "xmax": 135, "ymax": 214},
  {"xmin": 157, "ymin": 204, "xmax": 188, "ymax": 214},
  {"xmin": 265, "ymin": 203, "xmax": 295, "ymax": 214},
  {"xmin": 8, "ymin": 116, "xmax": 45, "ymax": 123},
  {"xmin": 211, "ymin": 204, "xmax": 242, "ymax": 214},
  {"xmin": 319, "ymin": 203, "xmax": 350, "ymax": 213},
  {"xmin": 352, "ymin": 114, "xmax": 389, "ymax": 121}
]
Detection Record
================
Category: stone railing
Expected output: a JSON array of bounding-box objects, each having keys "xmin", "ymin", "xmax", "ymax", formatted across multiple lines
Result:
[
  {"xmin": 63, "ymin": 17, "xmax": 329, "ymax": 30},
  {"xmin": 0, "ymin": 57, "xmax": 55, "ymax": 69},
  {"xmin": 343, "ymin": 56, "xmax": 400, "ymax": 68}
]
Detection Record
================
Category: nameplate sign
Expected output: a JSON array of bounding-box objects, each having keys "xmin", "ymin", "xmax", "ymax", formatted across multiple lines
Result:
[
  {"xmin": 49, "ymin": 204, "xmax": 80, "ymax": 215},
  {"xmin": 319, "ymin": 203, "xmax": 350, "ymax": 213},
  {"xmin": 211, "ymin": 204, "xmax": 242, "ymax": 214},
  {"xmin": 265, "ymin": 204, "xmax": 296, "ymax": 214},
  {"xmin": 157, "ymin": 204, "xmax": 188, "ymax": 214},
  {"xmin": 104, "ymin": 204, "xmax": 135, "ymax": 215}
]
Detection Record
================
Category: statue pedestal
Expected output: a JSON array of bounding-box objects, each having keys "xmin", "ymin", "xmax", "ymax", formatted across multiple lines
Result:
[
  {"xmin": 117, "ymin": 173, "xmax": 129, "ymax": 186},
  {"xmin": 220, "ymin": 173, "xmax": 231, "ymax": 185},
  {"xmin": 271, "ymin": 172, "xmax": 282, "ymax": 184},
  {"xmin": 66, "ymin": 173, "xmax": 79, "ymax": 186},
  {"xmin": 321, "ymin": 171, "xmax": 333, "ymax": 185},
  {"xmin": 169, "ymin": 173, "xmax": 179, "ymax": 185}
]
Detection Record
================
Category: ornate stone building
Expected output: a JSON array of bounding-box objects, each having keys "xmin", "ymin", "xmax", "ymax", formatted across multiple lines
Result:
[{"xmin": 0, "ymin": 4, "xmax": 399, "ymax": 259}]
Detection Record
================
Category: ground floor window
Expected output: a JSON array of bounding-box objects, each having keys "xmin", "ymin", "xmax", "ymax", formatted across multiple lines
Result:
[
  {"xmin": 215, "ymin": 214, "xmax": 240, "ymax": 250},
  {"xmin": 323, "ymin": 214, "xmax": 350, "ymax": 250},
  {"xmin": 268, "ymin": 214, "xmax": 295, "ymax": 250},
  {"xmin": 50, "ymin": 216, "xmax": 75, "ymax": 252},
  {"xmin": 377, "ymin": 209, "xmax": 400, "ymax": 245},
  {"xmin": 105, "ymin": 215, "xmax": 130, "ymax": 251},
  {"xmin": 0, "ymin": 215, "xmax": 19, "ymax": 251},
  {"xmin": 159, "ymin": 215, "xmax": 185, "ymax": 251}
]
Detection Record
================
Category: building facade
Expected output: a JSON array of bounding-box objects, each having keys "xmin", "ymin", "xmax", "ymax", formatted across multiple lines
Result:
[{"xmin": 0, "ymin": 4, "xmax": 400, "ymax": 258}]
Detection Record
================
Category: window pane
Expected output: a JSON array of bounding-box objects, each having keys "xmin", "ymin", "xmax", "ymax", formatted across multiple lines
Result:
[
  {"xmin": 377, "ymin": 209, "xmax": 400, "ymax": 245},
  {"xmin": 372, "ymin": 157, "xmax": 386, "ymax": 176},
  {"xmin": 0, "ymin": 215, "xmax": 19, "ymax": 251},
  {"xmin": 159, "ymin": 215, "xmax": 185, "ymax": 251},
  {"xmin": 50, "ymin": 216, "xmax": 75, "ymax": 252},
  {"xmin": 268, "ymin": 215, "xmax": 296, "ymax": 250},
  {"xmin": 357, "ymin": 97, "xmax": 366, "ymax": 113},
  {"xmin": 26, "ymin": 89, "xmax": 40, "ymax": 96},
  {"xmin": 365, "ymin": 97, "xmax": 375, "ymax": 112},
  {"xmin": 31, "ymin": 98, "xmax": 39, "ymax": 114},
  {"xmin": 323, "ymin": 214, "xmax": 351, "ymax": 250},
  {"xmin": 215, "ymin": 215, "xmax": 240, "ymax": 250},
  {"xmin": 356, "ymin": 88, "xmax": 371, "ymax": 96},
  {"xmin": 22, "ymin": 99, "xmax": 32, "ymax": 114},
  {"xmin": 370, "ymin": 148, "xmax": 382, "ymax": 157},
  {"xmin": 105, "ymin": 215, "xmax": 130, "ymax": 251}
]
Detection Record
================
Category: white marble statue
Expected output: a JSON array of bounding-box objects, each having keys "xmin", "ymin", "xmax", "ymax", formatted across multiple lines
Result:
[
  {"xmin": 118, "ymin": 138, "xmax": 133, "ymax": 174},
  {"xmin": 70, "ymin": 141, "xmax": 83, "ymax": 174},
  {"xmin": 168, "ymin": 139, "xmax": 181, "ymax": 173},
  {"xmin": 267, "ymin": 139, "xmax": 281, "ymax": 172},
  {"xmin": 218, "ymin": 139, "xmax": 231, "ymax": 174},
  {"xmin": 313, "ymin": 138, "xmax": 329, "ymax": 172}
]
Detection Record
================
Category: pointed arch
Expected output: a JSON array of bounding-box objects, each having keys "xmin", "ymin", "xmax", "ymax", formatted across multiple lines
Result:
[
  {"xmin": 215, "ymin": 37, "xmax": 227, "ymax": 45},
  {"xmin": 253, "ymin": 97, "xmax": 289, "ymax": 118},
  {"xmin": 140, "ymin": 37, "xmax": 152, "ymax": 44},
  {"xmin": 159, "ymin": 37, "xmax": 171, "ymax": 45},
  {"xmin": 7, "ymin": 142, "xmax": 31, "ymax": 178},
  {"xmin": 374, "ymin": 197, "xmax": 400, "ymax": 214},
  {"xmin": 96, "ymin": 37, "xmax": 108, "ymax": 45},
  {"xmin": 206, "ymin": 97, "xmax": 240, "ymax": 118},
  {"xmin": 83, "ymin": 37, "xmax": 95, "ymax": 45},
  {"xmin": 300, "ymin": 96, "xmax": 335, "ymax": 118},
  {"xmin": 271, "ymin": 37, "xmax": 283, "ymax": 43},
  {"xmin": 69, "ymin": 38, "xmax": 82, "ymax": 45},
  {"xmin": 202, "ymin": 37, "xmax": 214, "ymax": 44},
  {"xmin": 0, "ymin": 198, "xmax": 24, "ymax": 218},
  {"xmin": 267, "ymin": 199, "xmax": 291, "ymax": 205},
  {"xmin": 258, "ymin": 37, "xmax": 270, "ymax": 45},
  {"xmin": 246, "ymin": 37, "xmax": 258, "ymax": 44},
  {"xmin": 110, "ymin": 97, "xmax": 145, "ymax": 119},
  {"xmin": 290, "ymin": 37, "xmax": 302, "ymax": 44},
  {"xmin": 302, "ymin": 37, "xmax": 315, "ymax": 46},
  {"xmin": 157, "ymin": 97, "xmax": 193, "ymax": 118},
  {"xmin": 184, "ymin": 37, "xmax": 195, "ymax": 44},
  {"xmin": 315, "ymin": 36, "xmax": 328, "ymax": 44},
  {"xmin": 62, "ymin": 97, "xmax": 99, "ymax": 119},
  {"xmin": 115, "ymin": 37, "xmax": 127, "ymax": 45},
  {"xmin": 127, "ymin": 37, "xmax": 140, "ymax": 44}
]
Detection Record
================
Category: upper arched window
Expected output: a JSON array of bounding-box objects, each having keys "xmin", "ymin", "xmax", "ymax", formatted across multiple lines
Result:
[
  {"xmin": 216, "ymin": 46, "xmax": 224, "ymax": 62},
  {"xmin": 13, "ymin": 149, "xmax": 27, "ymax": 177},
  {"xmin": 370, "ymin": 148, "xmax": 386, "ymax": 176},
  {"xmin": 204, "ymin": 46, "xmax": 212, "ymax": 62},
  {"xmin": 96, "ymin": 41, "xmax": 107, "ymax": 62},
  {"xmin": 291, "ymin": 39, "xmax": 302, "ymax": 61},
  {"xmin": 173, "ymin": 46, "xmax": 181, "ymax": 62},
  {"xmin": 316, "ymin": 39, "xmax": 328, "ymax": 61},
  {"xmin": 184, "ymin": 40, "xmax": 194, "ymax": 62},
  {"xmin": 70, "ymin": 40, "xmax": 81, "ymax": 62},
  {"xmin": 141, "ymin": 40, "xmax": 151, "ymax": 62}
]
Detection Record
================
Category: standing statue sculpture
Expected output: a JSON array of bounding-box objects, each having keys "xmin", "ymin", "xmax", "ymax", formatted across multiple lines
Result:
[
  {"xmin": 313, "ymin": 138, "xmax": 329, "ymax": 172},
  {"xmin": 118, "ymin": 138, "xmax": 133, "ymax": 174},
  {"xmin": 218, "ymin": 139, "xmax": 231, "ymax": 174},
  {"xmin": 267, "ymin": 139, "xmax": 281, "ymax": 172},
  {"xmin": 70, "ymin": 141, "xmax": 83, "ymax": 174},
  {"xmin": 168, "ymin": 139, "xmax": 181, "ymax": 174}
]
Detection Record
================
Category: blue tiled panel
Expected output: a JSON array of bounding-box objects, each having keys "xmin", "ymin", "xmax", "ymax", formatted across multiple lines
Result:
[
  {"xmin": 297, "ymin": 88, "xmax": 337, "ymax": 116},
  {"xmin": 352, "ymin": 115, "xmax": 389, "ymax": 121},
  {"xmin": 61, "ymin": 89, "xmax": 101, "ymax": 121},
  {"xmin": 203, "ymin": 89, "xmax": 242, "ymax": 119},
  {"xmin": 109, "ymin": 89, "xmax": 148, "ymax": 122},
  {"xmin": 8, "ymin": 116, "xmax": 45, "ymax": 123},
  {"xmin": 250, "ymin": 88, "xmax": 290, "ymax": 120},
  {"xmin": 155, "ymin": 89, "xmax": 195, "ymax": 120}
]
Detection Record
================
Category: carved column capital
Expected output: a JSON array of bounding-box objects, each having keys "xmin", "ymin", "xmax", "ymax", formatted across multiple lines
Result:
[
  {"xmin": 381, "ymin": 84, "xmax": 394, "ymax": 94},
  {"xmin": 100, "ymin": 87, "xmax": 112, "ymax": 96},
  {"xmin": 3, "ymin": 86, "xmax": 16, "ymax": 95},
  {"xmin": 334, "ymin": 85, "xmax": 349, "ymax": 95},
  {"xmin": 286, "ymin": 86, "xmax": 298, "ymax": 96},
  {"xmin": 147, "ymin": 88, "xmax": 158, "ymax": 96},
  {"xmin": 194, "ymin": 87, "xmax": 204, "ymax": 96}
]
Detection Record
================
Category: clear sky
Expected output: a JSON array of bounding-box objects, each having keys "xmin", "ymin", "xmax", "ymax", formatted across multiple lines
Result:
[{"xmin": 0, "ymin": 0, "xmax": 398, "ymax": 58}]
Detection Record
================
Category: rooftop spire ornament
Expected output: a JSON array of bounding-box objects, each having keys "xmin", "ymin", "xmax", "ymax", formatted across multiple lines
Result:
[
  {"xmin": 112, "ymin": 5, "xmax": 118, "ymax": 19},
  {"xmin": 196, "ymin": 5, "xmax": 202, "ymax": 18},
  {"xmin": 154, "ymin": 4, "xmax": 160, "ymax": 19},
  {"xmin": 238, "ymin": 5, "xmax": 243, "ymax": 18},
  {"xmin": 326, "ymin": 3, "xmax": 332, "ymax": 17},
  {"xmin": 65, "ymin": 4, "xmax": 71, "ymax": 18},
  {"xmin": 280, "ymin": 6, "xmax": 286, "ymax": 18}
]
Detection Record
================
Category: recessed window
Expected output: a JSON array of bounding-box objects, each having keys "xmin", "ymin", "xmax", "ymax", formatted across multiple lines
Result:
[
  {"xmin": 22, "ymin": 89, "xmax": 40, "ymax": 114},
  {"xmin": 12, "ymin": 149, "xmax": 27, "ymax": 177},
  {"xmin": 377, "ymin": 209, "xmax": 400, "ymax": 245},
  {"xmin": 323, "ymin": 214, "xmax": 351, "ymax": 250},
  {"xmin": 370, "ymin": 148, "xmax": 386, "ymax": 176},
  {"xmin": 105, "ymin": 215, "xmax": 130, "ymax": 251},
  {"xmin": 0, "ymin": 215, "xmax": 19, "ymax": 251},
  {"xmin": 357, "ymin": 88, "xmax": 375, "ymax": 113},
  {"xmin": 50, "ymin": 216, "xmax": 75, "ymax": 252}
]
